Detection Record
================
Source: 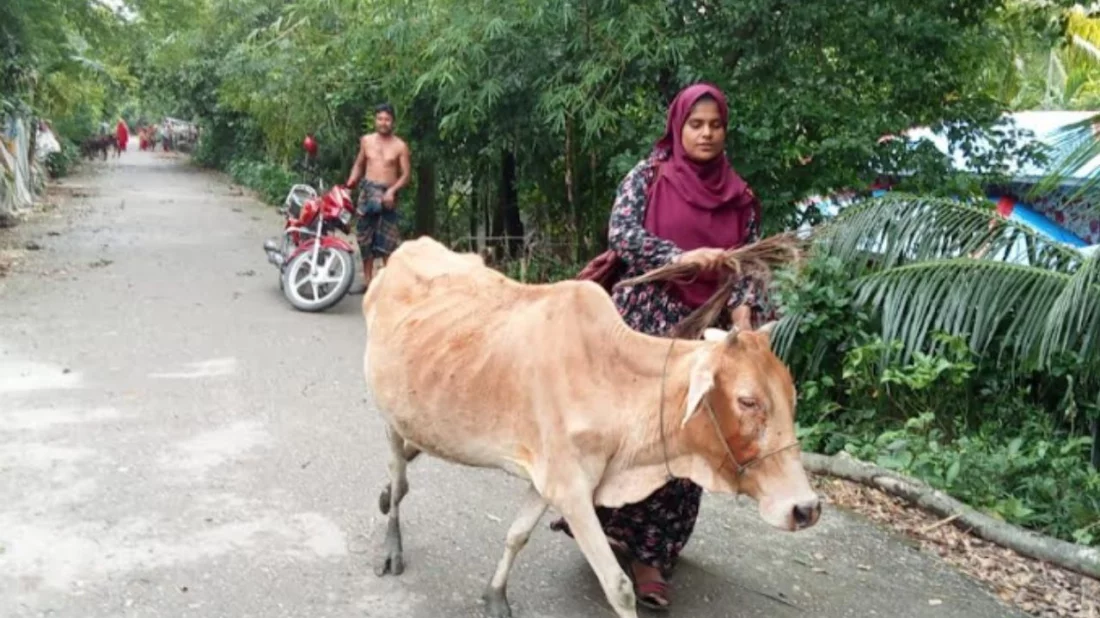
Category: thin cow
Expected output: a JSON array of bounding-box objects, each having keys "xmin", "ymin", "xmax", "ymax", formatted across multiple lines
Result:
[{"xmin": 362, "ymin": 236, "xmax": 822, "ymax": 618}]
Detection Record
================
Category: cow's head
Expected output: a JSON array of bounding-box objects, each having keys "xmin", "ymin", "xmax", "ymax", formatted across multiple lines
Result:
[{"xmin": 680, "ymin": 323, "xmax": 821, "ymax": 532}]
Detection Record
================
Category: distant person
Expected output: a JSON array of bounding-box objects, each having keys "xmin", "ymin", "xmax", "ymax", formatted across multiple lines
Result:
[
  {"xmin": 344, "ymin": 102, "xmax": 411, "ymax": 293},
  {"xmin": 115, "ymin": 119, "xmax": 129, "ymax": 153}
]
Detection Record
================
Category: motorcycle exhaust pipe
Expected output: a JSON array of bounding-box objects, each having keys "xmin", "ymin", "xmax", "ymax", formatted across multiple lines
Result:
[{"xmin": 263, "ymin": 238, "xmax": 285, "ymax": 266}]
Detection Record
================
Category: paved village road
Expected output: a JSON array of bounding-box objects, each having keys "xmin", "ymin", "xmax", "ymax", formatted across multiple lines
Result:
[{"xmin": 0, "ymin": 149, "xmax": 1024, "ymax": 618}]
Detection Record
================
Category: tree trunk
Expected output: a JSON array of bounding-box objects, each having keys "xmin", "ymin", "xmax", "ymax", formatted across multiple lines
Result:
[
  {"xmin": 589, "ymin": 151, "xmax": 606, "ymax": 253},
  {"xmin": 490, "ymin": 159, "xmax": 505, "ymax": 257},
  {"xmin": 1091, "ymin": 418, "xmax": 1099, "ymax": 470},
  {"xmin": 414, "ymin": 162, "xmax": 436, "ymax": 237},
  {"xmin": 657, "ymin": 67, "xmax": 679, "ymax": 106},
  {"xmin": 498, "ymin": 148, "xmax": 523, "ymax": 258},
  {"xmin": 480, "ymin": 178, "xmax": 492, "ymax": 259},
  {"xmin": 565, "ymin": 116, "xmax": 579, "ymax": 262},
  {"xmin": 802, "ymin": 452, "xmax": 1100, "ymax": 580},
  {"xmin": 469, "ymin": 170, "xmax": 479, "ymax": 250}
]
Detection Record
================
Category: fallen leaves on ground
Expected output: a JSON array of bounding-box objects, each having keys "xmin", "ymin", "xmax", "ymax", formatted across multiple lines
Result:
[{"xmin": 811, "ymin": 475, "xmax": 1100, "ymax": 617}]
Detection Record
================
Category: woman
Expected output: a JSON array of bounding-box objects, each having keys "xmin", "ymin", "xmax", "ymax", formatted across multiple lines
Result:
[{"xmin": 552, "ymin": 82, "xmax": 768, "ymax": 610}]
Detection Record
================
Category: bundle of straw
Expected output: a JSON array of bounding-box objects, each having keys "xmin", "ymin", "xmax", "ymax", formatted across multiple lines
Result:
[{"xmin": 613, "ymin": 232, "xmax": 809, "ymax": 339}]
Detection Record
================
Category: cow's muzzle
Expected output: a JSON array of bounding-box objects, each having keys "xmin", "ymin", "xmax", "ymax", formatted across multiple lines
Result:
[{"xmin": 791, "ymin": 498, "xmax": 822, "ymax": 530}]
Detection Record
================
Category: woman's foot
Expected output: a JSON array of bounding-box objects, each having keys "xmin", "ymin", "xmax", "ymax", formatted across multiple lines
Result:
[
  {"xmin": 630, "ymin": 561, "xmax": 671, "ymax": 611},
  {"xmin": 607, "ymin": 540, "xmax": 671, "ymax": 611}
]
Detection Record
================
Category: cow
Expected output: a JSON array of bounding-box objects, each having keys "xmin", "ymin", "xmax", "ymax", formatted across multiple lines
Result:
[
  {"xmin": 81, "ymin": 134, "xmax": 119, "ymax": 161},
  {"xmin": 362, "ymin": 236, "xmax": 822, "ymax": 618}
]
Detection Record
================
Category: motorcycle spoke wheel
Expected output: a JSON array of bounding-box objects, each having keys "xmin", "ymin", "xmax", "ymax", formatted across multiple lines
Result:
[{"xmin": 281, "ymin": 247, "xmax": 354, "ymax": 312}]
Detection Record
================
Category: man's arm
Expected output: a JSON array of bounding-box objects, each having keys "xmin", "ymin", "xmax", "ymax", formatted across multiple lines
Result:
[
  {"xmin": 391, "ymin": 143, "xmax": 412, "ymax": 192},
  {"xmin": 345, "ymin": 137, "xmax": 367, "ymax": 188}
]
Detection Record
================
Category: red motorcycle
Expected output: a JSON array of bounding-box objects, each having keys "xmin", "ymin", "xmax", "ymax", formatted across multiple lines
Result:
[{"xmin": 263, "ymin": 138, "xmax": 357, "ymax": 312}]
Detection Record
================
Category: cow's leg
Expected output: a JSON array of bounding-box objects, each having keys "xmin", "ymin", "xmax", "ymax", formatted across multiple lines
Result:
[
  {"xmin": 375, "ymin": 426, "xmax": 409, "ymax": 576},
  {"xmin": 482, "ymin": 485, "xmax": 547, "ymax": 618},
  {"xmin": 378, "ymin": 442, "xmax": 421, "ymax": 514},
  {"xmin": 557, "ymin": 494, "xmax": 638, "ymax": 618}
]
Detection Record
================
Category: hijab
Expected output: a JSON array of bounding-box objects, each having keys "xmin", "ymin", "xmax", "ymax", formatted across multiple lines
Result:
[{"xmin": 643, "ymin": 83, "xmax": 760, "ymax": 309}]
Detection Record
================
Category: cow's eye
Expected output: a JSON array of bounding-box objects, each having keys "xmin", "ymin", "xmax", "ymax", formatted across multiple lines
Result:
[{"xmin": 737, "ymin": 397, "xmax": 759, "ymax": 410}]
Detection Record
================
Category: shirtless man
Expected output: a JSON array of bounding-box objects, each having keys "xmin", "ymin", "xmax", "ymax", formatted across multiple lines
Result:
[{"xmin": 345, "ymin": 103, "xmax": 411, "ymax": 293}]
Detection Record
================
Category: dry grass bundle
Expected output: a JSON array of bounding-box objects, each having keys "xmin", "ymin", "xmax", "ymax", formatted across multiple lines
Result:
[
  {"xmin": 613, "ymin": 232, "xmax": 809, "ymax": 339},
  {"xmin": 616, "ymin": 232, "xmax": 808, "ymax": 289}
]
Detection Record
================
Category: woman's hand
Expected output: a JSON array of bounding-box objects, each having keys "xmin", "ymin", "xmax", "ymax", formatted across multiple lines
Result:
[{"xmin": 677, "ymin": 247, "xmax": 726, "ymax": 272}]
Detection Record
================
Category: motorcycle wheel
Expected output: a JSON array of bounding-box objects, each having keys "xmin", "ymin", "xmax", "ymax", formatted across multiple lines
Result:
[{"xmin": 280, "ymin": 247, "xmax": 355, "ymax": 312}]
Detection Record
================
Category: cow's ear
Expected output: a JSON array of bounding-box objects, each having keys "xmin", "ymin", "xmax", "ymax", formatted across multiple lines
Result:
[
  {"xmin": 756, "ymin": 321, "xmax": 778, "ymax": 341},
  {"xmin": 683, "ymin": 351, "xmax": 715, "ymax": 428}
]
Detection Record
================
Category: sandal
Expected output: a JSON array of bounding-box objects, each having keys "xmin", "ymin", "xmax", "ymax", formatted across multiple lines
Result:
[
  {"xmin": 636, "ymin": 580, "xmax": 672, "ymax": 612},
  {"xmin": 609, "ymin": 541, "xmax": 671, "ymax": 612}
]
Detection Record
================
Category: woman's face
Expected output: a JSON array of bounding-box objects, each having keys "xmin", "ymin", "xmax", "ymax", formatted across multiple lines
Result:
[{"xmin": 681, "ymin": 98, "xmax": 726, "ymax": 162}]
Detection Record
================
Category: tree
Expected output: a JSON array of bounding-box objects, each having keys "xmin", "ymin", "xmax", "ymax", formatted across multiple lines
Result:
[
  {"xmin": 2, "ymin": 0, "xmax": 134, "ymax": 126},
  {"xmin": 139, "ymin": 0, "xmax": 1042, "ymax": 259},
  {"xmin": 987, "ymin": 3, "xmax": 1100, "ymax": 200}
]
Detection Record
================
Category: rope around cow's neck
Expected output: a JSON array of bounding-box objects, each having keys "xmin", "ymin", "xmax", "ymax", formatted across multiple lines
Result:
[{"xmin": 658, "ymin": 337, "xmax": 802, "ymax": 483}]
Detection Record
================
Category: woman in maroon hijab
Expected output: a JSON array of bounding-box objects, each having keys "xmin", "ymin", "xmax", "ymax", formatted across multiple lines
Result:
[{"xmin": 552, "ymin": 83, "xmax": 767, "ymax": 610}]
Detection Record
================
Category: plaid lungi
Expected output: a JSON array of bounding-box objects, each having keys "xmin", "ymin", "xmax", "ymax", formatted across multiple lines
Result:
[{"xmin": 356, "ymin": 179, "xmax": 402, "ymax": 258}]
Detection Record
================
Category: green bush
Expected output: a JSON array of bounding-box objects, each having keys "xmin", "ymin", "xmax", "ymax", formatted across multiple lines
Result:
[
  {"xmin": 226, "ymin": 158, "xmax": 299, "ymax": 206},
  {"xmin": 773, "ymin": 254, "xmax": 1100, "ymax": 546},
  {"xmin": 193, "ymin": 113, "xmax": 265, "ymax": 171},
  {"xmin": 844, "ymin": 413, "xmax": 1100, "ymax": 545},
  {"xmin": 43, "ymin": 138, "xmax": 81, "ymax": 178},
  {"xmin": 500, "ymin": 253, "xmax": 582, "ymax": 283}
]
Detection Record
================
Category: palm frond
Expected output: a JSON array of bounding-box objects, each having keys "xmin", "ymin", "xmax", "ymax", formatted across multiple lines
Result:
[
  {"xmin": 769, "ymin": 309, "xmax": 837, "ymax": 375},
  {"xmin": 853, "ymin": 257, "xmax": 1100, "ymax": 374},
  {"xmin": 1041, "ymin": 250, "xmax": 1100, "ymax": 365},
  {"xmin": 1028, "ymin": 113, "xmax": 1100, "ymax": 202},
  {"xmin": 814, "ymin": 194, "xmax": 1082, "ymax": 273},
  {"xmin": 769, "ymin": 309, "xmax": 801, "ymax": 363}
]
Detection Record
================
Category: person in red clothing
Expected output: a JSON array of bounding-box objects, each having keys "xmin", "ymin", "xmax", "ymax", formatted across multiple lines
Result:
[{"xmin": 115, "ymin": 119, "xmax": 129, "ymax": 153}]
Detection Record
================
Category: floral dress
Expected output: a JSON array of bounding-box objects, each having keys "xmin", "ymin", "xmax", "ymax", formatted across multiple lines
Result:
[{"xmin": 550, "ymin": 155, "xmax": 766, "ymax": 575}]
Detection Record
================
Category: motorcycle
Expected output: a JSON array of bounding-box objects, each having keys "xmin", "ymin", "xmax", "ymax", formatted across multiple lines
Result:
[{"xmin": 263, "ymin": 137, "xmax": 357, "ymax": 312}]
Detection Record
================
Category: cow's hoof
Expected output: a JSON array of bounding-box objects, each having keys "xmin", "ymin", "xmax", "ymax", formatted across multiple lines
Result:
[
  {"xmin": 481, "ymin": 587, "xmax": 512, "ymax": 618},
  {"xmin": 374, "ymin": 550, "xmax": 404, "ymax": 576}
]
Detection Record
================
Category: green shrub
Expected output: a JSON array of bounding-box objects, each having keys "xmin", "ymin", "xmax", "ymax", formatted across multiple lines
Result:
[
  {"xmin": 500, "ymin": 252, "xmax": 582, "ymax": 283},
  {"xmin": 774, "ymin": 254, "xmax": 1100, "ymax": 546},
  {"xmin": 226, "ymin": 158, "xmax": 298, "ymax": 206},
  {"xmin": 844, "ymin": 412, "xmax": 1100, "ymax": 545},
  {"xmin": 44, "ymin": 138, "xmax": 80, "ymax": 178}
]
